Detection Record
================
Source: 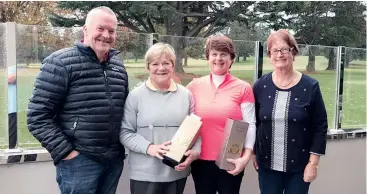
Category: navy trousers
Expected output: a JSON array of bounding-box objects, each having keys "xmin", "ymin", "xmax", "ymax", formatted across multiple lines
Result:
[{"xmin": 258, "ymin": 166, "xmax": 310, "ymax": 194}]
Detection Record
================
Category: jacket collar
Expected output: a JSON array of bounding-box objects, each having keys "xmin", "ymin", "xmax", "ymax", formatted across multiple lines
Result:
[{"xmin": 74, "ymin": 41, "xmax": 120, "ymax": 62}]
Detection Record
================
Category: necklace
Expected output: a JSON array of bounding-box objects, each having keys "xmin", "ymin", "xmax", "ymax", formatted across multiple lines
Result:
[{"xmin": 273, "ymin": 71, "xmax": 295, "ymax": 88}]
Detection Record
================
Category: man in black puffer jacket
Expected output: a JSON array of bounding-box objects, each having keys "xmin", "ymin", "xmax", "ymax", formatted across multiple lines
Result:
[{"xmin": 27, "ymin": 6, "xmax": 128, "ymax": 194}]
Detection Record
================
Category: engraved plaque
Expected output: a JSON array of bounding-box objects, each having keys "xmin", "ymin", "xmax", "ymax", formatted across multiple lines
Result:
[{"xmin": 215, "ymin": 117, "xmax": 249, "ymax": 171}]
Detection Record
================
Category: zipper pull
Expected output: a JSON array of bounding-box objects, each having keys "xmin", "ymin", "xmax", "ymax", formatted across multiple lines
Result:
[
  {"xmin": 103, "ymin": 70, "xmax": 107, "ymax": 81},
  {"xmin": 71, "ymin": 121, "xmax": 77, "ymax": 130}
]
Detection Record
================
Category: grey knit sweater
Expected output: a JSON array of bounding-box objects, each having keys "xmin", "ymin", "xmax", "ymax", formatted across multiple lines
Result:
[{"xmin": 120, "ymin": 81, "xmax": 201, "ymax": 182}]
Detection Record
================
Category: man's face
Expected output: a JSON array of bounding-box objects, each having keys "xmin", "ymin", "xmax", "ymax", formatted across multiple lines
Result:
[{"xmin": 83, "ymin": 11, "xmax": 117, "ymax": 56}]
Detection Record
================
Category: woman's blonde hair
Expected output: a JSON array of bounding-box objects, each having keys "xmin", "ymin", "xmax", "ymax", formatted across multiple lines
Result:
[{"xmin": 145, "ymin": 43, "xmax": 176, "ymax": 69}]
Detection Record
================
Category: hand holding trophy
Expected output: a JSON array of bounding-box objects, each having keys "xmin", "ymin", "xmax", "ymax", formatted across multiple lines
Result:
[
  {"xmin": 147, "ymin": 141, "xmax": 172, "ymax": 160},
  {"xmin": 162, "ymin": 114, "xmax": 202, "ymax": 169},
  {"xmin": 216, "ymin": 117, "xmax": 249, "ymax": 172}
]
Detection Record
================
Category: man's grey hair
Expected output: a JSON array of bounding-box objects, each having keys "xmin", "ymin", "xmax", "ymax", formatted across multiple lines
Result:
[{"xmin": 85, "ymin": 6, "xmax": 117, "ymax": 28}]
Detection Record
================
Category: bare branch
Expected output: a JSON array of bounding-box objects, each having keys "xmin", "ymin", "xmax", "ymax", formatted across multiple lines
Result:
[
  {"xmin": 201, "ymin": 16, "xmax": 222, "ymax": 37},
  {"xmin": 115, "ymin": 12, "xmax": 145, "ymax": 33},
  {"xmin": 166, "ymin": 1, "xmax": 178, "ymax": 9},
  {"xmin": 183, "ymin": 12, "xmax": 211, "ymax": 17},
  {"xmin": 205, "ymin": 26, "xmax": 226, "ymax": 37},
  {"xmin": 186, "ymin": 17, "xmax": 217, "ymax": 37},
  {"xmin": 182, "ymin": 2, "xmax": 196, "ymax": 9},
  {"xmin": 131, "ymin": 13, "xmax": 151, "ymax": 32},
  {"xmin": 147, "ymin": 17, "xmax": 156, "ymax": 33}
]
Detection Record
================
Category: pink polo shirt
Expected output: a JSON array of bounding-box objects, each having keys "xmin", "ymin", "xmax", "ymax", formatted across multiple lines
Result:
[{"xmin": 187, "ymin": 73, "xmax": 255, "ymax": 161}]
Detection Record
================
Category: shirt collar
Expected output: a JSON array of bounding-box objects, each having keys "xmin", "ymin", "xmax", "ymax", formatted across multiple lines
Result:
[
  {"xmin": 209, "ymin": 72, "xmax": 232, "ymax": 88},
  {"xmin": 146, "ymin": 77, "xmax": 178, "ymax": 92}
]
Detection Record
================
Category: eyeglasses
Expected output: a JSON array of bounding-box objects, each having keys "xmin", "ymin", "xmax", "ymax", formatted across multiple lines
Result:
[{"xmin": 269, "ymin": 47, "xmax": 293, "ymax": 55}]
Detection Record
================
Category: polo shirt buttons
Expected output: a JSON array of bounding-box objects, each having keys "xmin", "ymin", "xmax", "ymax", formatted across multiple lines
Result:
[
  {"xmin": 292, "ymin": 139, "xmax": 295, "ymax": 142},
  {"xmin": 165, "ymin": 124, "xmax": 169, "ymax": 129},
  {"xmin": 149, "ymin": 124, "xmax": 153, "ymax": 130},
  {"xmin": 291, "ymin": 160, "xmax": 294, "ymax": 163}
]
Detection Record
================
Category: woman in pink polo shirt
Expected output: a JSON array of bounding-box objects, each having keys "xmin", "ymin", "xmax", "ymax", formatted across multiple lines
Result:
[{"xmin": 186, "ymin": 36, "xmax": 256, "ymax": 194}]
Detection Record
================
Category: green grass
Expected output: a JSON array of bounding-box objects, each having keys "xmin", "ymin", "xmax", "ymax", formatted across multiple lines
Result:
[{"xmin": 0, "ymin": 56, "xmax": 365, "ymax": 148}]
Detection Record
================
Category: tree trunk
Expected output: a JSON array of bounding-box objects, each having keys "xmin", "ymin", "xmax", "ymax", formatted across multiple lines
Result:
[
  {"xmin": 243, "ymin": 56, "xmax": 247, "ymax": 61},
  {"xmin": 26, "ymin": 58, "xmax": 30, "ymax": 67},
  {"xmin": 325, "ymin": 49, "xmax": 336, "ymax": 70},
  {"xmin": 306, "ymin": 47, "xmax": 316, "ymax": 72},
  {"xmin": 236, "ymin": 56, "xmax": 240, "ymax": 63},
  {"xmin": 184, "ymin": 56, "xmax": 188, "ymax": 67},
  {"xmin": 165, "ymin": 2, "xmax": 185, "ymax": 73},
  {"xmin": 174, "ymin": 44, "xmax": 185, "ymax": 73},
  {"xmin": 345, "ymin": 53, "xmax": 350, "ymax": 68},
  {"xmin": 0, "ymin": 9, "xmax": 6, "ymax": 23},
  {"xmin": 135, "ymin": 57, "xmax": 138, "ymax": 62}
]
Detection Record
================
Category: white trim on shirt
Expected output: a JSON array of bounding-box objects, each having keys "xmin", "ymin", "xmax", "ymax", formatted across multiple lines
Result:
[{"xmin": 241, "ymin": 102, "xmax": 256, "ymax": 150}]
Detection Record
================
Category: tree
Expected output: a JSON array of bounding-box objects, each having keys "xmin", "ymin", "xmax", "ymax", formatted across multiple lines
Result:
[
  {"xmin": 114, "ymin": 31, "xmax": 151, "ymax": 63},
  {"xmin": 321, "ymin": 1, "xmax": 366, "ymax": 69},
  {"xmin": 0, "ymin": 1, "xmax": 52, "ymax": 24},
  {"xmin": 0, "ymin": 1, "xmax": 73, "ymax": 66},
  {"xmin": 183, "ymin": 38, "xmax": 206, "ymax": 66},
  {"xmin": 130, "ymin": 33, "xmax": 151, "ymax": 62},
  {"xmin": 225, "ymin": 21, "xmax": 271, "ymax": 62},
  {"xmin": 255, "ymin": 1, "xmax": 332, "ymax": 72},
  {"xmin": 254, "ymin": 1, "xmax": 366, "ymax": 71},
  {"xmin": 48, "ymin": 1, "xmax": 256, "ymax": 73}
]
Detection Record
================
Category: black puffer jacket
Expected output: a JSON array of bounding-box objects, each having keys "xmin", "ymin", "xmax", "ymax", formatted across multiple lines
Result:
[{"xmin": 27, "ymin": 42, "xmax": 129, "ymax": 165}]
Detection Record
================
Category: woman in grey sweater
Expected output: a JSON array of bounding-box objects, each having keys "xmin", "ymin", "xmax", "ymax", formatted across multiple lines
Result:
[{"xmin": 120, "ymin": 43, "xmax": 201, "ymax": 194}]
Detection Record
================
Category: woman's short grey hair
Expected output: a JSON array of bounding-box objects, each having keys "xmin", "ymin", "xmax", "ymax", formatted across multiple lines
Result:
[
  {"xmin": 85, "ymin": 6, "xmax": 117, "ymax": 28},
  {"xmin": 145, "ymin": 43, "xmax": 176, "ymax": 69}
]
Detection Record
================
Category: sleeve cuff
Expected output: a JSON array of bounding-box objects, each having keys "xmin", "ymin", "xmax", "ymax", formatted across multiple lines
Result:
[
  {"xmin": 191, "ymin": 136, "xmax": 202, "ymax": 154},
  {"xmin": 310, "ymin": 152, "xmax": 324, "ymax": 156},
  {"xmin": 138, "ymin": 140, "xmax": 152, "ymax": 155}
]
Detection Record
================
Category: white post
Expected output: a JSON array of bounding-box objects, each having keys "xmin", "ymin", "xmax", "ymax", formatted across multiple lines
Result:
[
  {"xmin": 330, "ymin": 46, "xmax": 344, "ymax": 133},
  {"xmin": 5, "ymin": 22, "xmax": 20, "ymax": 152}
]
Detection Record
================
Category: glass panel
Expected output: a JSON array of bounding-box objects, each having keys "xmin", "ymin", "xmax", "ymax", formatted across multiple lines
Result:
[
  {"xmin": 158, "ymin": 35, "xmax": 206, "ymax": 86},
  {"xmin": 0, "ymin": 23, "xmax": 7, "ymax": 148},
  {"xmin": 9, "ymin": 23, "xmax": 364, "ymax": 150},
  {"xmin": 157, "ymin": 36, "xmax": 256, "ymax": 86},
  {"xmin": 262, "ymin": 44, "xmax": 337, "ymax": 129},
  {"xmin": 115, "ymin": 31, "xmax": 152, "ymax": 91},
  {"xmin": 233, "ymin": 40, "xmax": 256, "ymax": 84},
  {"xmin": 16, "ymin": 25, "xmax": 83, "ymax": 147},
  {"xmin": 262, "ymin": 41, "xmax": 271, "ymax": 74},
  {"xmin": 342, "ymin": 47, "xmax": 366, "ymax": 129},
  {"xmin": 16, "ymin": 24, "xmax": 38, "ymax": 147}
]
